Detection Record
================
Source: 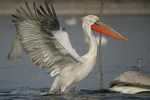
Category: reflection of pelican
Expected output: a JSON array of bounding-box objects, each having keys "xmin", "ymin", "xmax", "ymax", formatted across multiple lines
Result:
[
  {"xmin": 84, "ymin": 35, "xmax": 108, "ymax": 46},
  {"xmin": 65, "ymin": 17, "xmax": 77, "ymax": 26},
  {"xmin": 109, "ymin": 71, "xmax": 150, "ymax": 94},
  {"xmin": 12, "ymin": 1, "xmax": 128, "ymax": 94}
]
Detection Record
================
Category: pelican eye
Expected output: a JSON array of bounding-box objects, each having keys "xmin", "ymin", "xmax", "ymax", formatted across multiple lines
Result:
[
  {"xmin": 94, "ymin": 20, "xmax": 101, "ymax": 25},
  {"xmin": 95, "ymin": 18, "xmax": 100, "ymax": 21}
]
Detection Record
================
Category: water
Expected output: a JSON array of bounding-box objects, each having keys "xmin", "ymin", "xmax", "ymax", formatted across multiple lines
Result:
[{"xmin": 0, "ymin": 15, "xmax": 150, "ymax": 99}]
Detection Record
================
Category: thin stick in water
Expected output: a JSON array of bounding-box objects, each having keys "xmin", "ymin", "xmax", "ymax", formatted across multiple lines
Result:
[{"xmin": 99, "ymin": 0, "xmax": 104, "ymax": 90}]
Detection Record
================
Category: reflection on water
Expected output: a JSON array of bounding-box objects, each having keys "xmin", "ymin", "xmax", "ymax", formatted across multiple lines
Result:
[{"xmin": 0, "ymin": 15, "xmax": 150, "ymax": 99}]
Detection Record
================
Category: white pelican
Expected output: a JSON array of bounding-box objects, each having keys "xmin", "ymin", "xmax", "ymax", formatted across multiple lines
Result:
[
  {"xmin": 7, "ymin": 35, "xmax": 22, "ymax": 61},
  {"xmin": 109, "ymin": 71, "xmax": 150, "ymax": 94},
  {"xmin": 83, "ymin": 35, "xmax": 108, "ymax": 46},
  {"xmin": 12, "ymin": 1, "xmax": 128, "ymax": 94},
  {"xmin": 65, "ymin": 17, "xmax": 77, "ymax": 26}
]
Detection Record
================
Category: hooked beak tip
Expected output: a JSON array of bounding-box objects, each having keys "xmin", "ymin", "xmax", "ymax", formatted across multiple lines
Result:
[{"xmin": 124, "ymin": 38, "xmax": 129, "ymax": 42}]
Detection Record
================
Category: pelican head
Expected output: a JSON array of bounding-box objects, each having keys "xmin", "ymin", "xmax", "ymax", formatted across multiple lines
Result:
[
  {"xmin": 82, "ymin": 15, "xmax": 100, "ymax": 25},
  {"xmin": 82, "ymin": 15, "xmax": 128, "ymax": 41}
]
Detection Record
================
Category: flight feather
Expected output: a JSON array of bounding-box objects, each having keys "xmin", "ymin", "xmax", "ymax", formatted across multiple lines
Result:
[{"xmin": 12, "ymin": 1, "xmax": 80, "ymax": 76}]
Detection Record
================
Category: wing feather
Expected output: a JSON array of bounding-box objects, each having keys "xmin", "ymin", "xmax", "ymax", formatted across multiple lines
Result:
[
  {"xmin": 38, "ymin": 1, "xmax": 60, "ymax": 31},
  {"xmin": 13, "ymin": 2, "xmax": 80, "ymax": 76},
  {"xmin": 50, "ymin": 3, "xmax": 57, "ymax": 19},
  {"xmin": 45, "ymin": 2, "xmax": 55, "ymax": 19}
]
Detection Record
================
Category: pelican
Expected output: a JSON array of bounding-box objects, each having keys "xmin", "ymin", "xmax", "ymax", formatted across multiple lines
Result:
[
  {"xmin": 65, "ymin": 17, "xmax": 77, "ymax": 26},
  {"xmin": 7, "ymin": 35, "xmax": 22, "ymax": 61},
  {"xmin": 109, "ymin": 71, "xmax": 150, "ymax": 94},
  {"xmin": 12, "ymin": 1, "xmax": 128, "ymax": 94},
  {"xmin": 137, "ymin": 58, "xmax": 142, "ymax": 70},
  {"xmin": 83, "ymin": 35, "xmax": 108, "ymax": 46}
]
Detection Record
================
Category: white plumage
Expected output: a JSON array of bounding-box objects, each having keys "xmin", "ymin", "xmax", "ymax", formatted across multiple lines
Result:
[
  {"xmin": 84, "ymin": 35, "xmax": 108, "ymax": 46},
  {"xmin": 12, "ymin": 1, "xmax": 128, "ymax": 94},
  {"xmin": 109, "ymin": 71, "xmax": 150, "ymax": 94}
]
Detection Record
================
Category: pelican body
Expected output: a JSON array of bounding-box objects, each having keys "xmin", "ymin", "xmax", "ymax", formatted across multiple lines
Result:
[
  {"xmin": 109, "ymin": 71, "xmax": 150, "ymax": 94},
  {"xmin": 12, "ymin": 1, "xmax": 128, "ymax": 94}
]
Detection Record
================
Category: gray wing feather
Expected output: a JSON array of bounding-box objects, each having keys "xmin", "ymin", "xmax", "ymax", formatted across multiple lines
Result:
[
  {"xmin": 37, "ymin": 1, "xmax": 59, "ymax": 31},
  {"xmin": 13, "ymin": 2, "xmax": 80, "ymax": 75},
  {"xmin": 109, "ymin": 71, "xmax": 150, "ymax": 87}
]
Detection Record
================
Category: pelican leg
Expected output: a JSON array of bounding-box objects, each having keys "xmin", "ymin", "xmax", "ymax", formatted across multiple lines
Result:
[
  {"xmin": 49, "ymin": 76, "xmax": 60, "ymax": 94},
  {"xmin": 59, "ymin": 76, "xmax": 74, "ymax": 93}
]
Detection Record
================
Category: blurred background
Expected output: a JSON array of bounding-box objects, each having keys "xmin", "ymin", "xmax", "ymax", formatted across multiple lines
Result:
[
  {"xmin": 0, "ymin": 0, "xmax": 150, "ymax": 98},
  {"xmin": 0, "ymin": 0, "xmax": 150, "ymax": 16}
]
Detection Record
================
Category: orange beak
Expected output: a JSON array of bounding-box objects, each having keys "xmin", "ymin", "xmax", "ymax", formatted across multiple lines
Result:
[{"xmin": 91, "ymin": 20, "xmax": 128, "ymax": 41}]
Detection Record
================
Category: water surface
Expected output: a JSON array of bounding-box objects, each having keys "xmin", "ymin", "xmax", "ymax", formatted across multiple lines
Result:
[{"xmin": 0, "ymin": 15, "xmax": 150, "ymax": 99}]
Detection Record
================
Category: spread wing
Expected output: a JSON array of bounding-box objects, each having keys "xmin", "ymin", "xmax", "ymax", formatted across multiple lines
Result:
[
  {"xmin": 7, "ymin": 1, "xmax": 59, "ymax": 60},
  {"xmin": 12, "ymin": 1, "xmax": 81, "ymax": 76},
  {"xmin": 109, "ymin": 71, "xmax": 150, "ymax": 88}
]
